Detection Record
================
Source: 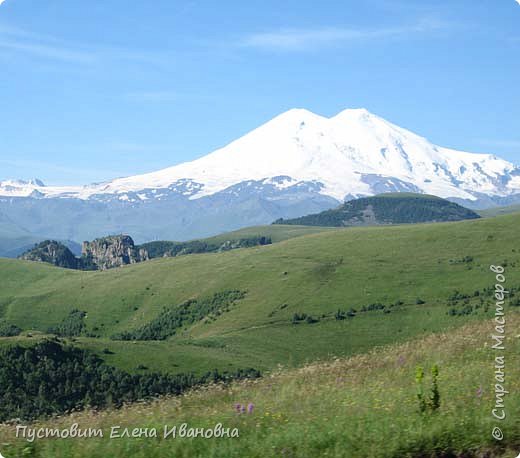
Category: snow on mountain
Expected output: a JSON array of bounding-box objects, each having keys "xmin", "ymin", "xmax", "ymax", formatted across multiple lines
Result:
[{"xmin": 1, "ymin": 108, "xmax": 519, "ymax": 202}]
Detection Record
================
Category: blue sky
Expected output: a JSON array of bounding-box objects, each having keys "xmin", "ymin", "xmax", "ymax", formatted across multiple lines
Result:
[{"xmin": 0, "ymin": 0, "xmax": 519, "ymax": 185}]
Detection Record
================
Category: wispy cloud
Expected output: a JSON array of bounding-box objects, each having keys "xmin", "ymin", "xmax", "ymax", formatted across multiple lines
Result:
[
  {"xmin": 241, "ymin": 18, "xmax": 449, "ymax": 51},
  {"xmin": 0, "ymin": 39, "xmax": 95, "ymax": 63},
  {"xmin": 0, "ymin": 21, "xmax": 97, "ymax": 62},
  {"xmin": 0, "ymin": 22, "xmax": 174, "ymax": 66},
  {"xmin": 0, "ymin": 0, "xmax": 7, "ymax": 6}
]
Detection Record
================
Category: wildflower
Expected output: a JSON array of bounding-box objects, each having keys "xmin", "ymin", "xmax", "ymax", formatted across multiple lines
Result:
[
  {"xmin": 247, "ymin": 403, "xmax": 255, "ymax": 414},
  {"xmin": 476, "ymin": 386, "xmax": 483, "ymax": 398},
  {"xmin": 234, "ymin": 403, "xmax": 242, "ymax": 413}
]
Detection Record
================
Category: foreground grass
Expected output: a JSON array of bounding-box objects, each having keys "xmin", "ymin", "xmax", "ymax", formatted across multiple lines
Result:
[{"xmin": 1, "ymin": 312, "xmax": 518, "ymax": 458}]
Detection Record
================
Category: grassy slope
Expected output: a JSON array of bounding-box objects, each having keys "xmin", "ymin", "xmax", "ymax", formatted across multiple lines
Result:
[
  {"xmin": 201, "ymin": 224, "xmax": 336, "ymax": 243},
  {"xmin": 479, "ymin": 205, "xmax": 520, "ymax": 218},
  {"xmin": 1, "ymin": 313, "xmax": 518, "ymax": 458},
  {"xmin": 0, "ymin": 214, "xmax": 518, "ymax": 376}
]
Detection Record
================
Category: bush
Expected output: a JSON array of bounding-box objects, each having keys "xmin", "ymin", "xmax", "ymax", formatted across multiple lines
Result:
[
  {"xmin": 0, "ymin": 321, "xmax": 22, "ymax": 337},
  {"xmin": 305, "ymin": 315, "xmax": 319, "ymax": 324},
  {"xmin": 292, "ymin": 313, "xmax": 308, "ymax": 324},
  {"xmin": 334, "ymin": 310, "xmax": 346, "ymax": 320}
]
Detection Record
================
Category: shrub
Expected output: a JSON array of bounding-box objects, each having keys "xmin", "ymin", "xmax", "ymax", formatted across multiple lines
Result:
[
  {"xmin": 0, "ymin": 321, "xmax": 22, "ymax": 337},
  {"xmin": 335, "ymin": 310, "xmax": 346, "ymax": 320},
  {"xmin": 415, "ymin": 364, "xmax": 441, "ymax": 413}
]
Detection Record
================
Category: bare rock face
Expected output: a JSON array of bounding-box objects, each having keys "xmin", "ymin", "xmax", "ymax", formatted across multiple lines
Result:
[{"xmin": 81, "ymin": 235, "xmax": 148, "ymax": 270}]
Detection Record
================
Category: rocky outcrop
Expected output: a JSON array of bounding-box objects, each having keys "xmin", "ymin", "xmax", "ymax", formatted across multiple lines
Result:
[
  {"xmin": 81, "ymin": 235, "xmax": 148, "ymax": 270},
  {"xmin": 19, "ymin": 240, "xmax": 79, "ymax": 269}
]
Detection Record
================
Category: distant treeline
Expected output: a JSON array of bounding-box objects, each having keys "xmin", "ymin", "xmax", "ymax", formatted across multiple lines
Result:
[
  {"xmin": 0, "ymin": 340, "xmax": 260, "ymax": 422},
  {"xmin": 138, "ymin": 236, "xmax": 271, "ymax": 259}
]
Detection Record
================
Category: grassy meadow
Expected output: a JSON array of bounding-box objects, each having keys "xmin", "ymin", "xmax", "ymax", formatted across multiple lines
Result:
[
  {"xmin": 0, "ymin": 215, "xmax": 519, "ymax": 376},
  {"xmin": 0, "ymin": 312, "xmax": 518, "ymax": 457}
]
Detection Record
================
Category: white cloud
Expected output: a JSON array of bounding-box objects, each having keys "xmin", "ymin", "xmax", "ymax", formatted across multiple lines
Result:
[
  {"xmin": 0, "ymin": 0, "xmax": 7, "ymax": 5},
  {"xmin": 241, "ymin": 18, "xmax": 449, "ymax": 51},
  {"xmin": 516, "ymin": 0, "xmax": 520, "ymax": 5}
]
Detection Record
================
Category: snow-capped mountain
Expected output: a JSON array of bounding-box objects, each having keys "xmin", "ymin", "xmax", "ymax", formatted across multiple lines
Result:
[
  {"xmin": 1, "ymin": 108, "xmax": 520, "ymax": 248},
  {"xmin": 2, "ymin": 108, "xmax": 520, "ymax": 203}
]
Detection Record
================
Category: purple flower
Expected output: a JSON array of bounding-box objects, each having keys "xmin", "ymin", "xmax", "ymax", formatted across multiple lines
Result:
[
  {"xmin": 247, "ymin": 402, "xmax": 255, "ymax": 414},
  {"xmin": 476, "ymin": 386, "xmax": 483, "ymax": 398},
  {"xmin": 234, "ymin": 403, "xmax": 242, "ymax": 413}
]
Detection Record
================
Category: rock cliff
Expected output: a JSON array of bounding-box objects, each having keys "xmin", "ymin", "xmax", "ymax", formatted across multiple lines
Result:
[{"xmin": 81, "ymin": 235, "xmax": 148, "ymax": 270}]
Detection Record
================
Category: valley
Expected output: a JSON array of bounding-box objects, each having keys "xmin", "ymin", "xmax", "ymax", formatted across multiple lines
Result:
[
  {"xmin": 1, "ymin": 213, "xmax": 518, "ymax": 377},
  {"xmin": 0, "ymin": 309, "xmax": 518, "ymax": 458}
]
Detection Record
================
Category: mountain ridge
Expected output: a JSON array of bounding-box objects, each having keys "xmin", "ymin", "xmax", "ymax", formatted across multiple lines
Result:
[
  {"xmin": 1, "ymin": 108, "xmax": 519, "ymax": 204},
  {"xmin": 1, "ymin": 108, "xmax": 519, "ymax": 244}
]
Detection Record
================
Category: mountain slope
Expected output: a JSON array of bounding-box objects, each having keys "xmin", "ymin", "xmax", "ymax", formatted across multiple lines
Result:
[
  {"xmin": 1, "ymin": 108, "xmax": 519, "ymax": 243},
  {"xmin": 274, "ymin": 193, "xmax": 481, "ymax": 227},
  {"xmin": 0, "ymin": 211, "xmax": 49, "ymax": 257},
  {"xmin": 2, "ymin": 108, "xmax": 519, "ymax": 203},
  {"xmin": 478, "ymin": 202, "xmax": 520, "ymax": 217}
]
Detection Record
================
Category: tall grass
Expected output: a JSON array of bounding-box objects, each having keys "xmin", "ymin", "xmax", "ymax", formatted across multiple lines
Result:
[{"xmin": 1, "ymin": 312, "xmax": 518, "ymax": 457}]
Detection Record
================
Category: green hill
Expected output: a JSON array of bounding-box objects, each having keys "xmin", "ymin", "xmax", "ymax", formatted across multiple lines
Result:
[
  {"xmin": 18, "ymin": 240, "xmax": 80, "ymax": 269},
  {"xmin": 0, "ymin": 213, "xmax": 518, "ymax": 378},
  {"xmin": 1, "ymin": 314, "xmax": 518, "ymax": 458},
  {"xmin": 273, "ymin": 193, "xmax": 481, "ymax": 227},
  {"xmin": 478, "ymin": 203, "xmax": 520, "ymax": 218}
]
